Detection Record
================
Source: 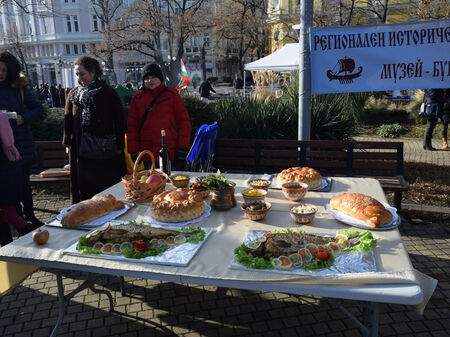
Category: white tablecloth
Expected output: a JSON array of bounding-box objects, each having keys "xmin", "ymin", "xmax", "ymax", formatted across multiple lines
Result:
[{"xmin": 0, "ymin": 174, "xmax": 437, "ymax": 313}]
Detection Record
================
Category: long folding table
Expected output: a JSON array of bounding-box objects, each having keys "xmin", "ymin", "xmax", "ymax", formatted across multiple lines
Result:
[{"xmin": 0, "ymin": 174, "xmax": 435, "ymax": 337}]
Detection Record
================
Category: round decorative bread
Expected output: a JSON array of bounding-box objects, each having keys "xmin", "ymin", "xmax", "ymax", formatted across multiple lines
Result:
[
  {"xmin": 150, "ymin": 188, "xmax": 205, "ymax": 222},
  {"xmin": 277, "ymin": 167, "xmax": 322, "ymax": 189}
]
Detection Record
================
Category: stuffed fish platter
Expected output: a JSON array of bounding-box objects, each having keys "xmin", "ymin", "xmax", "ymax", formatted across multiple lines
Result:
[
  {"xmin": 75, "ymin": 222, "xmax": 207, "ymax": 260},
  {"xmin": 234, "ymin": 229, "xmax": 377, "ymax": 271}
]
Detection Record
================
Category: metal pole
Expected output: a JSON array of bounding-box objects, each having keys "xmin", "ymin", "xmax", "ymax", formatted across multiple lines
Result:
[{"xmin": 298, "ymin": 0, "xmax": 313, "ymax": 140}]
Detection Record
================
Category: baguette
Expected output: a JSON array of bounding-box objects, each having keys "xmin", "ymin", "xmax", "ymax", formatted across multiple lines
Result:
[
  {"xmin": 61, "ymin": 194, "xmax": 125, "ymax": 227},
  {"xmin": 329, "ymin": 192, "xmax": 393, "ymax": 228}
]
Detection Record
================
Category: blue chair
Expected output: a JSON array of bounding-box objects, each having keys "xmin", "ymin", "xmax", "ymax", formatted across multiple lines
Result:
[{"xmin": 185, "ymin": 122, "xmax": 218, "ymax": 172}]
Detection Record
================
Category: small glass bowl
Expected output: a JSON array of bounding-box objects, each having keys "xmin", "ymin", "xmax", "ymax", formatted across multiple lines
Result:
[
  {"xmin": 281, "ymin": 182, "xmax": 308, "ymax": 201},
  {"xmin": 241, "ymin": 201, "xmax": 271, "ymax": 221},
  {"xmin": 247, "ymin": 179, "xmax": 271, "ymax": 190},
  {"xmin": 290, "ymin": 203, "xmax": 318, "ymax": 224},
  {"xmin": 241, "ymin": 188, "xmax": 267, "ymax": 203},
  {"xmin": 170, "ymin": 175, "xmax": 190, "ymax": 188}
]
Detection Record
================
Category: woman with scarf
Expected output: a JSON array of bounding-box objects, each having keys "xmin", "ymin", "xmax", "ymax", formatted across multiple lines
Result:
[
  {"xmin": 0, "ymin": 51, "xmax": 44, "ymax": 228},
  {"xmin": 63, "ymin": 56, "xmax": 125, "ymax": 203}
]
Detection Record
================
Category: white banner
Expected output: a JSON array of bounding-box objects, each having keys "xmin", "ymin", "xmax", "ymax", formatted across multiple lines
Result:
[{"xmin": 310, "ymin": 19, "xmax": 450, "ymax": 94}]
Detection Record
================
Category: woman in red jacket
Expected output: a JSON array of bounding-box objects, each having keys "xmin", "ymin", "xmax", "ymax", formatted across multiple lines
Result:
[{"xmin": 127, "ymin": 63, "xmax": 191, "ymax": 170}]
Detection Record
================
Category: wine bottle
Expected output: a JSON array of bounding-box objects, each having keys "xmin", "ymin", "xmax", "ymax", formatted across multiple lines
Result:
[{"xmin": 159, "ymin": 130, "xmax": 171, "ymax": 175}]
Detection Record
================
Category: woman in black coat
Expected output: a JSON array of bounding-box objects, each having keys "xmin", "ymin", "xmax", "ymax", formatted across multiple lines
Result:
[
  {"xmin": 0, "ymin": 112, "xmax": 37, "ymax": 246},
  {"xmin": 0, "ymin": 51, "xmax": 44, "ymax": 227},
  {"xmin": 423, "ymin": 89, "xmax": 445, "ymax": 151},
  {"xmin": 63, "ymin": 56, "xmax": 126, "ymax": 203}
]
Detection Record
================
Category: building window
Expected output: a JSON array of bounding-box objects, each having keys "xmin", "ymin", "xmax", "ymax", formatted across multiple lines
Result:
[
  {"xmin": 73, "ymin": 44, "xmax": 78, "ymax": 54},
  {"xmin": 41, "ymin": 18, "xmax": 49, "ymax": 34},
  {"xmin": 92, "ymin": 15, "xmax": 105, "ymax": 32},
  {"xmin": 81, "ymin": 44, "xmax": 86, "ymax": 53},
  {"xmin": 190, "ymin": 36, "xmax": 198, "ymax": 47},
  {"xmin": 66, "ymin": 15, "xmax": 79, "ymax": 33},
  {"xmin": 66, "ymin": 44, "xmax": 71, "ymax": 55},
  {"xmin": 65, "ymin": 0, "xmax": 76, "ymax": 3}
]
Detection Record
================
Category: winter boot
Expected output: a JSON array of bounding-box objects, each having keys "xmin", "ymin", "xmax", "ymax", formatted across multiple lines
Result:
[{"xmin": 443, "ymin": 138, "xmax": 448, "ymax": 149}]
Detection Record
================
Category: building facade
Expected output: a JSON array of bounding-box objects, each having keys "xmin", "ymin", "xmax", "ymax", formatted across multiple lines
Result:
[
  {"xmin": 0, "ymin": 0, "xmax": 107, "ymax": 87},
  {"xmin": 0, "ymin": 0, "xmax": 265, "ymax": 88}
]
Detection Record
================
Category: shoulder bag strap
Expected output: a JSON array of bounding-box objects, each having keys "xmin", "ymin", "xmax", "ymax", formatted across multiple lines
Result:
[{"xmin": 138, "ymin": 88, "xmax": 166, "ymax": 136}]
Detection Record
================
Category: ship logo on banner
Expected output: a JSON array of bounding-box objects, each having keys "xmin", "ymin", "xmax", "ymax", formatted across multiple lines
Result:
[{"xmin": 326, "ymin": 57, "xmax": 363, "ymax": 84}]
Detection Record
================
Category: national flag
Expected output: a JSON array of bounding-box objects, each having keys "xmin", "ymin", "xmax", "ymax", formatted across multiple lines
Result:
[{"xmin": 176, "ymin": 59, "xmax": 190, "ymax": 90}]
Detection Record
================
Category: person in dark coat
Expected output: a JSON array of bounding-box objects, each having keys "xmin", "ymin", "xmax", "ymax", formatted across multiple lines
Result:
[
  {"xmin": 0, "ymin": 112, "xmax": 37, "ymax": 246},
  {"xmin": 0, "ymin": 51, "xmax": 45, "ymax": 227},
  {"xmin": 58, "ymin": 84, "xmax": 65, "ymax": 108},
  {"xmin": 50, "ymin": 84, "xmax": 59, "ymax": 107},
  {"xmin": 63, "ymin": 55, "xmax": 126, "ymax": 203},
  {"xmin": 234, "ymin": 77, "xmax": 243, "ymax": 90},
  {"xmin": 441, "ymin": 89, "xmax": 450, "ymax": 149},
  {"xmin": 199, "ymin": 78, "xmax": 216, "ymax": 99},
  {"xmin": 423, "ymin": 89, "xmax": 445, "ymax": 151}
]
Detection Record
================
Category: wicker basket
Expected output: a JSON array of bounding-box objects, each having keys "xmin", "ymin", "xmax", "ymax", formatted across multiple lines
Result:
[{"xmin": 122, "ymin": 150, "xmax": 168, "ymax": 203}]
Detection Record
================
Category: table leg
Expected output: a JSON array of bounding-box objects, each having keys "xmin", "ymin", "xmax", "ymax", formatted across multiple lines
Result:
[
  {"xmin": 330, "ymin": 299, "xmax": 379, "ymax": 337},
  {"xmin": 50, "ymin": 273, "xmax": 65, "ymax": 337},
  {"xmin": 363, "ymin": 301, "xmax": 379, "ymax": 337},
  {"xmin": 49, "ymin": 271, "xmax": 117, "ymax": 336}
]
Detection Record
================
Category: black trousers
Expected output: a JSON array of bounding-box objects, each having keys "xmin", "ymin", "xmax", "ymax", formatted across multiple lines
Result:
[{"xmin": 16, "ymin": 163, "xmax": 35, "ymax": 220}]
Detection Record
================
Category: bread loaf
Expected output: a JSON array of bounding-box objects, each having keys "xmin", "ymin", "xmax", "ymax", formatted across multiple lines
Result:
[
  {"xmin": 61, "ymin": 194, "xmax": 125, "ymax": 227},
  {"xmin": 277, "ymin": 167, "xmax": 322, "ymax": 189},
  {"xmin": 329, "ymin": 193, "xmax": 393, "ymax": 228}
]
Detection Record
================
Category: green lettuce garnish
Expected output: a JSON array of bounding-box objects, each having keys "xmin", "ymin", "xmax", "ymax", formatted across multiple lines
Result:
[
  {"xmin": 180, "ymin": 226, "xmax": 206, "ymax": 244},
  {"xmin": 234, "ymin": 244, "xmax": 274, "ymax": 269},
  {"xmin": 344, "ymin": 231, "xmax": 377, "ymax": 253}
]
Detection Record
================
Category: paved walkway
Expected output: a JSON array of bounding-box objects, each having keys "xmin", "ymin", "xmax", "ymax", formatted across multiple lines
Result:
[
  {"xmin": 1, "ymin": 136, "xmax": 449, "ymax": 337},
  {"xmin": 354, "ymin": 135, "xmax": 450, "ymax": 167}
]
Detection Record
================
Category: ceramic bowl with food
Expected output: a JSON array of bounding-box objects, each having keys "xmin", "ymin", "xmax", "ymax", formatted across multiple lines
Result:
[
  {"xmin": 241, "ymin": 201, "xmax": 271, "ymax": 221},
  {"xmin": 290, "ymin": 203, "xmax": 318, "ymax": 224},
  {"xmin": 281, "ymin": 182, "xmax": 308, "ymax": 201},
  {"xmin": 170, "ymin": 174, "xmax": 190, "ymax": 188},
  {"xmin": 247, "ymin": 179, "xmax": 271, "ymax": 190},
  {"xmin": 241, "ymin": 188, "xmax": 267, "ymax": 203}
]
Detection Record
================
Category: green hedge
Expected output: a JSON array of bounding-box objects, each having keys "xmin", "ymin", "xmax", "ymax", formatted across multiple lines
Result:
[
  {"xmin": 31, "ymin": 88, "xmax": 363, "ymax": 142},
  {"xmin": 30, "ymin": 106, "xmax": 65, "ymax": 141}
]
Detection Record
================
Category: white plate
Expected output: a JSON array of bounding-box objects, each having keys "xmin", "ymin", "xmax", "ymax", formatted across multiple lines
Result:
[
  {"xmin": 324, "ymin": 203, "xmax": 401, "ymax": 231},
  {"xmin": 63, "ymin": 221, "xmax": 214, "ymax": 267},
  {"xmin": 144, "ymin": 202, "xmax": 211, "ymax": 226},
  {"xmin": 51, "ymin": 201, "xmax": 134, "ymax": 229}
]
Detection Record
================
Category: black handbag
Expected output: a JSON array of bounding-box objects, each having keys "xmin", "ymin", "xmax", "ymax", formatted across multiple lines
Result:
[{"xmin": 79, "ymin": 132, "xmax": 119, "ymax": 160}]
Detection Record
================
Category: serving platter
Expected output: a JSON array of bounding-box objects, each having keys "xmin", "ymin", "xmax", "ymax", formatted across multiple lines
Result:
[
  {"xmin": 63, "ymin": 221, "xmax": 214, "ymax": 267},
  {"xmin": 231, "ymin": 230, "xmax": 376, "ymax": 275},
  {"xmin": 324, "ymin": 203, "xmax": 401, "ymax": 231},
  {"xmin": 267, "ymin": 175, "xmax": 332, "ymax": 192},
  {"xmin": 45, "ymin": 201, "xmax": 135, "ymax": 230},
  {"xmin": 144, "ymin": 202, "xmax": 211, "ymax": 226}
]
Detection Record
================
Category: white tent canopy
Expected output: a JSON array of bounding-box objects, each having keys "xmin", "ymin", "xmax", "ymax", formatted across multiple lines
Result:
[{"xmin": 244, "ymin": 43, "xmax": 299, "ymax": 72}]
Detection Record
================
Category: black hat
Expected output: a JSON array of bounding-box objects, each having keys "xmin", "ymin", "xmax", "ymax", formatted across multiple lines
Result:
[{"xmin": 142, "ymin": 63, "xmax": 164, "ymax": 83}]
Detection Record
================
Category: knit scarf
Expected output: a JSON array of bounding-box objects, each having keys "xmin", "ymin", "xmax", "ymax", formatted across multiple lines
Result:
[{"xmin": 72, "ymin": 78, "xmax": 103, "ymax": 127}]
